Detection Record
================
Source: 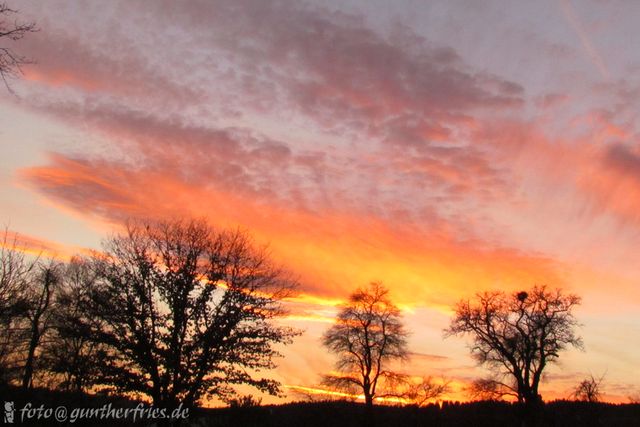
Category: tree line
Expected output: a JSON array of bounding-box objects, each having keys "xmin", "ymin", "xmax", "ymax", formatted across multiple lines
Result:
[{"xmin": 1, "ymin": 218, "xmax": 595, "ymax": 417}]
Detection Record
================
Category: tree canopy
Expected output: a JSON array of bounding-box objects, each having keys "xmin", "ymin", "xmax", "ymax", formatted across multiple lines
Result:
[
  {"xmin": 322, "ymin": 282, "xmax": 409, "ymax": 407},
  {"xmin": 446, "ymin": 285, "xmax": 582, "ymax": 406},
  {"xmin": 64, "ymin": 219, "xmax": 299, "ymax": 407}
]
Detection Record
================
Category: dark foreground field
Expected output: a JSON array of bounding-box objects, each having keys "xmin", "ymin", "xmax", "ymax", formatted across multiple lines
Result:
[
  {"xmin": 205, "ymin": 400, "xmax": 640, "ymax": 427},
  {"xmin": 2, "ymin": 385, "xmax": 639, "ymax": 426}
]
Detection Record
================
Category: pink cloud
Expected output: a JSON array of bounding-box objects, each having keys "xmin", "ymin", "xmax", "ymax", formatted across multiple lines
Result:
[
  {"xmin": 20, "ymin": 1, "xmax": 523, "ymax": 159},
  {"xmin": 17, "ymin": 26, "xmax": 200, "ymax": 106}
]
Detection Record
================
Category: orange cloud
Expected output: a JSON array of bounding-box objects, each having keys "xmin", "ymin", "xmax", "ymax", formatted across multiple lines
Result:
[
  {"xmin": 1, "ymin": 229, "xmax": 80, "ymax": 261},
  {"xmin": 20, "ymin": 155, "xmax": 563, "ymax": 308}
]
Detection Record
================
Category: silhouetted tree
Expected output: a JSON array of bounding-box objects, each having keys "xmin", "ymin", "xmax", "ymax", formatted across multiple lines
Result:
[
  {"xmin": 572, "ymin": 373, "xmax": 604, "ymax": 403},
  {"xmin": 68, "ymin": 219, "xmax": 298, "ymax": 408},
  {"xmin": 0, "ymin": 2, "xmax": 37, "ymax": 90},
  {"xmin": 446, "ymin": 285, "xmax": 582, "ymax": 408},
  {"xmin": 0, "ymin": 230, "xmax": 35, "ymax": 383},
  {"xmin": 322, "ymin": 282, "xmax": 409, "ymax": 409},
  {"xmin": 21, "ymin": 261, "xmax": 60, "ymax": 389},
  {"xmin": 41, "ymin": 257, "xmax": 103, "ymax": 392},
  {"xmin": 628, "ymin": 393, "xmax": 640, "ymax": 404},
  {"xmin": 403, "ymin": 376, "xmax": 450, "ymax": 407}
]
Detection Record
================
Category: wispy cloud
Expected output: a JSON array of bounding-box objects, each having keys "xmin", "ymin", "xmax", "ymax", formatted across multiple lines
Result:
[{"xmin": 559, "ymin": 0, "xmax": 610, "ymax": 80}]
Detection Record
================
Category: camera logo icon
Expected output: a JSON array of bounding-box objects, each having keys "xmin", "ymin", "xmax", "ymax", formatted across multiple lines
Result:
[{"xmin": 4, "ymin": 401, "xmax": 15, "ymax": 424}]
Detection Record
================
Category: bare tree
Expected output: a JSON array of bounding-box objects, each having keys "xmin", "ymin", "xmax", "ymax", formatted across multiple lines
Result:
[
  {"xmin": 322, "ymin": 282, "xmax": 409, "ymax": 409},
  {"xmin": 0, "ymin": 230, "xmax": 36, "ymax": 383},
  {"xmin": 0, "ymin": 230, "xmax": 33, "ymax": 318},
  {"xmin": 402, "ymin": 376, "xmax": 450, "ymax": 407},
  {"xmin": 67, "ymin": 218, "xmax": 299, "ymax": 408},
  {"xmin": 628, "ymin": 393, "xmax": 640, "ymax": 404},
  {"xmin": 572, "ymin": 373, "xmax": 605, "ymax": 403},
  {"xmin": 0, "ymin": 2, "xmax": 37, "ymax": 91},
  {"xmin": 21, "ymin": 261, "xmax": 60, "ymax": 389},
  {"xmin": 41, "ymin": 257, "xmax": 103, "ymax": 392},
  {"xmin": 445, "ymin": 286, "xmax": 582, "ymax": 407}
]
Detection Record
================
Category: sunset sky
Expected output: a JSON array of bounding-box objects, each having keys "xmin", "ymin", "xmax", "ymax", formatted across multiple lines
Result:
[{"xmin": 1, "ymin": 0, "xmax": 639, "ymax": 404}]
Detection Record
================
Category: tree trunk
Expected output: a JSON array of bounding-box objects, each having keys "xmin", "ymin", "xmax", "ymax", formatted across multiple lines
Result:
[
  {"xmin": 364, "ymin": 393, "xmax": 373, "ymax": 407},
  {"xmin": 22, "ymin": 307, "xmax": 44, "ymax": 389},
  {"xmin": 362, "ymin": 389, "xmax": 374, "ymax": 427},
  {"xmin": 22, "ymin": 329, "xmax": 38, "ymax": 389},
  {"xmin": 520, "ymin": 391, "xmax": 543, "ymax": 427},
  {"xmin": 22, "ymin": 269, "xmax": 54, "ymax": 389}
]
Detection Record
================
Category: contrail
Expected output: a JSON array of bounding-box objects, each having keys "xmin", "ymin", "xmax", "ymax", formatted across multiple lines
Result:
[{"xmin": 559, "ymin": 0, "xmax": 610, "ymax": 81}]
